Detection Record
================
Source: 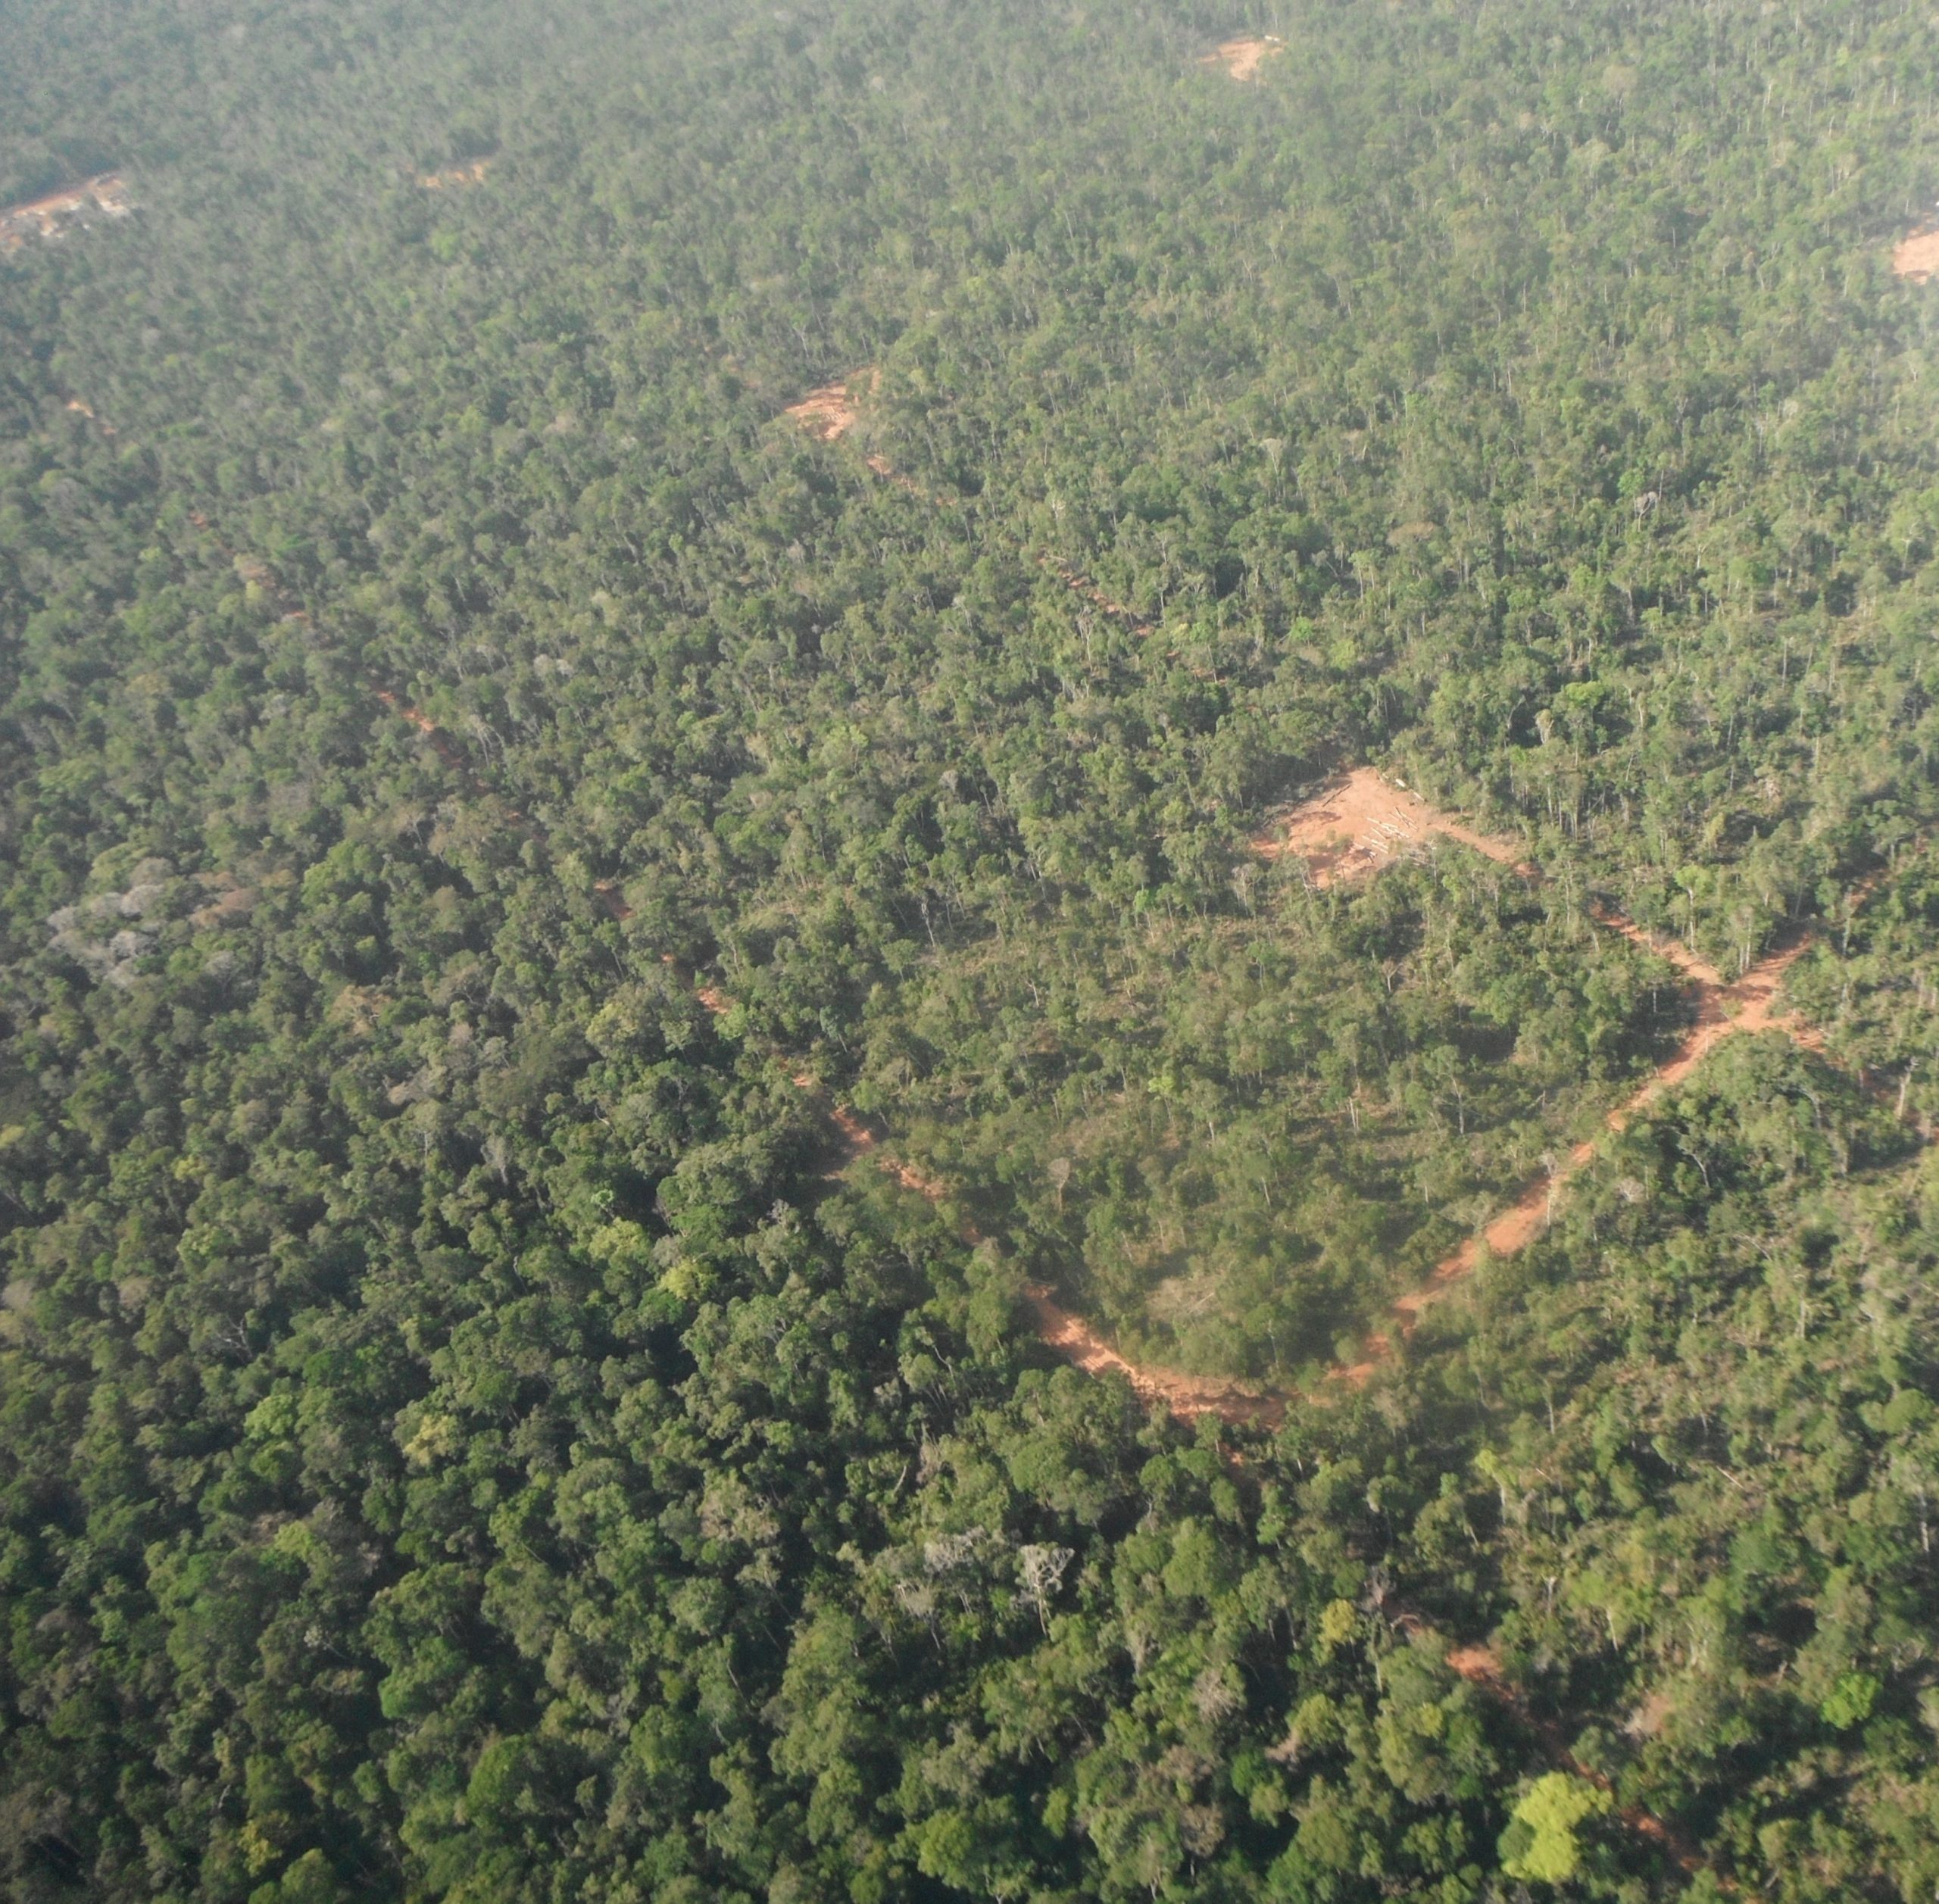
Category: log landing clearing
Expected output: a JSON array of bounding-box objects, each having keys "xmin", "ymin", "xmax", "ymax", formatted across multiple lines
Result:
[
  {"xmin": 1895, "ymin": 226, "xmax": 1939, "ymax": 282},
  {"xmin": 2, "ymin": 175, "xmax": 132, "ymax": 254},
  {"xmin": 1202, "ymin": 36, "xmax": 1283, "ymax": 80},
  {"xmin": 1253, "ymin": 766, "xmax": 1532, "ymax": 885},
  {"xmin": 420, "ymin": 159, "xmax": 493, "ymax": 189},
  {"xmin": 783, "ymin": 367, "xmax": 939, "ymax": 497},
  {"xmin": 785, "ymin": 370, "xmax": 875, "ymax": 442}
]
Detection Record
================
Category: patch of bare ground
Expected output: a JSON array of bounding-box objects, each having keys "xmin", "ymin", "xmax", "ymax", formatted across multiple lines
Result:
[
  {"xmin": 1253, "ymin": 766, "xmax": 1532, "ymax": 887},
  {"xmin": 1895, "ymin": 226, "xmax": 1939, "ymax": 282},
  {"xmin": 2, "ymin": 174, "xmax": 132, "ymax": 254},
  {"xmin": 782, "ymin": 367, "xmax": 946, "ymax": 503},
  {"xmin": 420, "ymin": 158, "xmax": 493, "ymax": 189},
  {"xmin": 1201, "ymin": 36, "xmax": 1283, "ymax": 81},
  {"xmin": 784, "ymin": 369, "xmax": 876, "ymax": 442}
]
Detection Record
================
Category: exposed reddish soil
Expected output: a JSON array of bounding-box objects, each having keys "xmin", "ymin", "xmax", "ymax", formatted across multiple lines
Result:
[
  {"xmin": 1895, "ymin": 226, "xmax": 1939, "ymax": 282},
  {"xmin": 1201, "ymin": 36, "xmax": 1283, "ymax": 80},
  {"xmin": 1023, "ymin": 1284, "xmax": 1285, "ymax": 1426},
  {"xmin": 785, "ymin": 370, "xmax": 876, "ymax": 442},
  {"xmin": 1, "ymin": 174, "xmax": 131, "ymax": 254},
  {"xmin": 1254, "ymin": 766, "xmax": 1533, "ymax": 887}
]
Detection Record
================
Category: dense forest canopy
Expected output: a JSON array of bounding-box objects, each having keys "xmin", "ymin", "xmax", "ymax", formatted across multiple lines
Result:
[{"xmin": 7, "ymin": 0, "xmax": 1939, "ymax": 1898}]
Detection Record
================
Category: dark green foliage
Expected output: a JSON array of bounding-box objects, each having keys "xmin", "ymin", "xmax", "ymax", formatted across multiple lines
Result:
[{"xmin": 6, "ymin": 0, "xmax": 1939, "ymax": 1898}]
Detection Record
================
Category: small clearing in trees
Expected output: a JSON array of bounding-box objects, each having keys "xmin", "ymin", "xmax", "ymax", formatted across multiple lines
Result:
[
  {"xmin": 420, "ymin": 158, "xmax": 493, "ymax": 189},
  {"xmin": 2, "ymin": 175, "xmax": 132, "ymax": 254},
  {"xmin": 784, "ymin": 369, "xmax": 876, "ymax": 442},
  {"xmin": 1201, "ymin": 36, "xmax": 1283, "ymax": 81},
  {"xmin": 1252, "ymin": 766, "xmax": 1531, "ymax": 886},
  {"xmin": 785, "ymin": 369, "xmax": 941, "ymax": 500},
  {"xmin": 1894, "ymin": 225, "xmax": 1939, "ymax": 281}
]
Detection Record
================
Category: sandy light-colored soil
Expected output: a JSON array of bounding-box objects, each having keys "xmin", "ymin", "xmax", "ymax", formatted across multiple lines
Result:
[
  {"xmin": 420, "ymin": 159, "xmax": 493, "ymax": 189},
  {"xmin": 1254, "ymin": 766, "xmax": 1533, "ymax": 886},
  {"xmin": 1895, "ymin": 226, "xmax": 1939, "ymax": 281},
  {"xmin": 1202, "ymin": 36, "xmax": 1283, "ymax": 80}
]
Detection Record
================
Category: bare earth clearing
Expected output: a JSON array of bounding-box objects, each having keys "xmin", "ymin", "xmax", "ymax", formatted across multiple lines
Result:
[
  {"xmin": 1202, "ymin": 36, "xmax": 1283, "ymax": 81},
  {"xmin": 1253, "ymin": 765, "xmax": 1532, "ymax": 885},
  {"xmin": 2, "ymin": 175, "xmax": 131, "ymax": 254},
  {"xmin": 782, "ymin": 368, "xmax": 941, "ymax": 498},
  {"xmin": 1894, "ymin": 226, "xmax": 1939, "ymax": 281},
  {"xmin": 784, "ymin": 372, "xmax": 872, "ymax": 442},
  {"xmin": 420, "ymin": 159, "xmax": 493, "ymax": 189}
]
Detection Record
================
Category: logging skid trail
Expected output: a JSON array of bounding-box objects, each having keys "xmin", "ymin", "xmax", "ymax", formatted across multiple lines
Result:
[
  {"xmin": 143, "ymin": 420, "xmax": 1831, "ymax": 1897},
  {"xmin": 190, "ymin": 427, "xmax": 1864, "ymax": 1442}
]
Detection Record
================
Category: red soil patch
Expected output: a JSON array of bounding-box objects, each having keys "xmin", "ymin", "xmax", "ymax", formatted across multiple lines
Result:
[
  {"xmin": 1, "ymin": 175, "xmax": 131, "ymax": 254},
  {"xmin": 1895, "ymin": 227, "xmax": 1939, "ymax": 282},
  {"xmin": 1201, "ymin": 36, "xmax": 1283, "ymax": 80},
  {"xmin": 1254, "ymin": 767, "xmax": 1532, "ymax": 887},
  {"xmin": 785, "ymin": 369, "xmax": 876, "ymax": 442}
]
